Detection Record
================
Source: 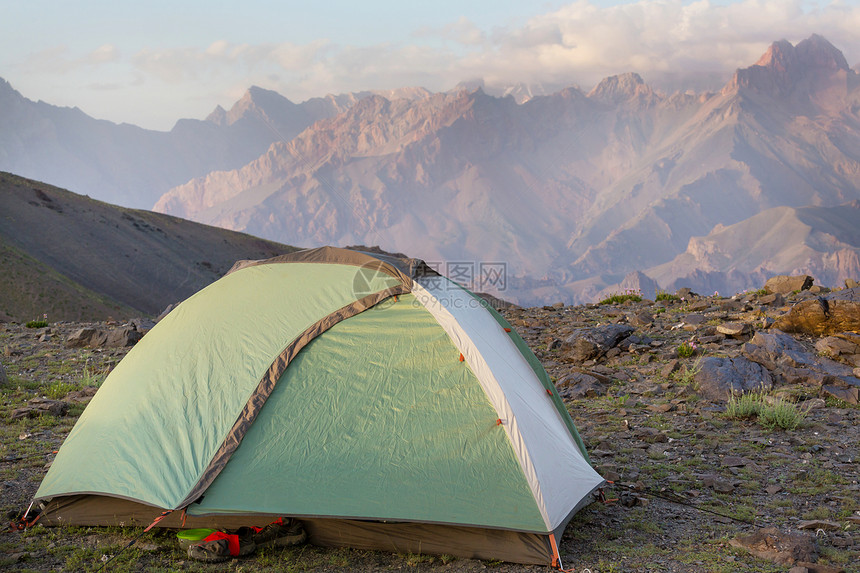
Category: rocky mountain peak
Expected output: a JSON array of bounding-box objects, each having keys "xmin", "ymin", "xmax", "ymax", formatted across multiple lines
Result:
[
  {"xmin": 0, "ymin": 77, "xmax": 24, "ymax": 104},
  {"xmin": 205, "ymin": 104, "xmax": 228, "ymax": 126},
  {"xmin": 206, "ymin": 85, "xmax": 296, "ymax": 127},
  {"xmin": 795, "ymin": 33, "xmax": 850, "ymax": 72},
  {"xmin": 587, "ymin": 72, "xmax": 655, "ymax": 105},
  {"xmin": 726, "ymin": 34, "xmax": 849, "ymax": 97},
  {"xmin": 753, "ymin": 39, "xmax": 797, "ymax": 71}
]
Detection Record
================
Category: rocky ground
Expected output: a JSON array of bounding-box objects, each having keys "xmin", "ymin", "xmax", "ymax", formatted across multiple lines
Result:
[{"xmin": 0, "ymin": 279, "xmax": 858, "ymax": 572}]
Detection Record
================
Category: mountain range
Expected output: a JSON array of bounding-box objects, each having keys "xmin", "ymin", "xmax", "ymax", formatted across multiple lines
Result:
[
  {"xmin": 3, "ymin": 34, "xmax": 860, "ymax": 305},
  {"xmin": 0, "ymin": 79, "xmax": 427, "ymax": 209}
]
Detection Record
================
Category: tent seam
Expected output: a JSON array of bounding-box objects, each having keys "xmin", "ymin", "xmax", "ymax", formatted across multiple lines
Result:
[{"xmin": 176, "ymin": 284, "xmax": 410, "ymax": 509}]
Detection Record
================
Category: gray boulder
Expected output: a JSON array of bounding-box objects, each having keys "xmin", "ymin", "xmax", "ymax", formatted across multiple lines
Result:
[
  {"xmin": 562, "ymin": 324, "xmax": 635, "ymax": 363},
  {"xmin": 764, "ymin": 275, "xmax": 814, "ymax": 294},
  {"xmin": 556, "ymin": 371, "xmax": 606, "ymax": 400},
  {"xmin": 743, "ymin": 330, "xmax": 815, "ymax": 371},
  {"xmin": 66, "ymin": 325, "xmax": 143, "ymax": 348},
  {"xmin": 773, "ymin": 289, "xmax": 860, "ymax": 336},
  {"xmin": 815, "ymin": 334, "xmax": 860, "ymax": 366},
  {"xmin": 694, "ymin": 356, "xmax": 773, "ymax": 401},
  {"xmin": 106, "ymin": 326, "xmax": 143, "ymax": 348},
  {"xmin": 11, "ymin": 397, "xmax": 70, "ymax": 420},
  {"xmin": 66, "ymin": 328, "xmax": 109, "ymax": 348}
]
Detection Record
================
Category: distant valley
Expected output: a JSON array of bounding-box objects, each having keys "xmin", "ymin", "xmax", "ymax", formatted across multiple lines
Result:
[{"xmin": 3, "ymin": 34, "xmax": 860, "ymax": 305}]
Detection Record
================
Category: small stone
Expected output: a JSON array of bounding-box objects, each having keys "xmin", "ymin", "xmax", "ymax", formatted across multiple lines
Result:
[
  {"xmin": 105, "ymin": 326, "xmax": 143, "ymax": 348},
  {"xmin": 0, "ymin": 362, "xmax": 7, "ymax": 384},
  {"xmin": 794, "ymin": 563, "xmax": 846, "ymax": 573},
  {"xmin": 796, "ymin": 519, "xmax": 841, "ymax": 531},
  {"xmin": 648, "ymin": 403, "xmax": 674, "ymax": 413},
  {"xmin": 702, "ymin": 475, "xmax": 735, "ymax": 493},
  {"xmin": 721, "ymin": 456, "xmax": 750, "ymax": 467},
  {"xmin": 730, "ymin": 527, "xmax": 817, "ymax": 566},
  {"xmin": 822, "ymin": 385, "xmax": 859, "ymax": 405},
  {"xmin": 661, "ymin": 360, "xmax": 681, "ymax": 378},
  {"xmin": 628, "ymin": 311, "xmax": 653, "ymax": 326},
  {"xmin": 759, "ymin": 293, "xmax": 785, "ymax": 306},
  {"xmin": 815, "ymin": 336, "xmax": 859, "ymax": 358},
  {"xmin": 10, "ymin": 398, "xmax": 69, "ymax": 420},
  {"xmin": 677, "ymin": 287, "xmax": 698, "ymax": 299},
  {"xmin": 555, "ymin": 372, "xmax": 606, "ymax": 400},
  {"xmin": 846, "ymin": 278, "xmax": 859, "ymax": 289},
  {"xmin": 765, "ymin": 484, "xmax": 783, "ymax": 495},
  {"xmin": 66, "ymin": 327, "xmax": 108, "ymax": 348},
  {"xmin": 717, "ymin": 322, "xmax": 750, "ymax": 337}
]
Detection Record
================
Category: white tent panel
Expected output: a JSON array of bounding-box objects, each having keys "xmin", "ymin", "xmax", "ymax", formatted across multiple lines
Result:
[{"xmin": 412, "ymin": 278, "xmax": 604, "ymax": 530}]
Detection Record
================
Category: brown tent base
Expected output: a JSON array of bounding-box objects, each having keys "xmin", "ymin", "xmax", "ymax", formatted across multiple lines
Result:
[{"xmin": 38, "ymin": 495, "xmax": 556, "ymax": 565}]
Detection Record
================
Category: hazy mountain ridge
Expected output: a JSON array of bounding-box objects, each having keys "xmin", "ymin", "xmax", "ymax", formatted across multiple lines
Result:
[
  {"xmin": 155, "ymin": 35, "xmax": 860, "ymax": 304},
  {"xmin": 603, "ymin": 200, "xmax": 860, "ymax": 299},
  {"xmin": 0, "ymin": 172, "xmax": 296, "ymax": 321},
  {"xmin": 0, "ymin": 80, "xmax": 426, "ymax": 209}
]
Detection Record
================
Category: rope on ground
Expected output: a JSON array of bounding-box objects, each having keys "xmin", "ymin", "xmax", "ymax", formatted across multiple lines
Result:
[
  {"xmin": 613, "ymin": 482, "xmax": 762, "ymax": 527},
  {"xmin": 93, "ymin": 510, "xmax": 172, "ymax": 572}
]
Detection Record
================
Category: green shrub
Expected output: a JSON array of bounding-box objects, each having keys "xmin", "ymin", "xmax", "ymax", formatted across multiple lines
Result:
[
  {"xmin": 726, "ymin": 390, "xmax": 807, "ymax": 430},
  {"xmin": 81, "ymin": 364, "xmax": 107, "ymax": 388},
  {"xmin": 725, "ymin": 390, "xmax": 761, "ymax": 419},
  {"xmin": 45, "ymin": 381, "xmax": 77, "ymax": 400},
  {"xmin": 676, "ymin": 341, "xmax": 697, "ymax": 358},
  {"xmin": 655, "ymin": 290, "xmax": 679, "ymax": 302},
  {"xmin": 599, "ymin": 290, "xmax": 642, "ymax": 305},
  {"xmin": 758, "ymin": 397, "xmax": 807, "ymax": 430},
  {"xmin": 25, "ymin": 320, "xmax": 48, "ymax": 328}
]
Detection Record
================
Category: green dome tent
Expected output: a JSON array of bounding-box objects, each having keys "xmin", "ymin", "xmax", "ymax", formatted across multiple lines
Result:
[{"xmin": 34, "ymin": 247, "xmax": 604, "ymax": 566}]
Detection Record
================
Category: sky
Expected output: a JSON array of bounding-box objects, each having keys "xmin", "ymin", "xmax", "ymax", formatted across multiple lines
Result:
[{"xmin": 3, "ymin": 0, "xmax": 860, "ymax": 131}]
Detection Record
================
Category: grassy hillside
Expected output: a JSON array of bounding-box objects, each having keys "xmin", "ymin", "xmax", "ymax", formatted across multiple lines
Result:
[
  {"xmin": 0, "ymin": 172, "xmax": 299, "ymax": 321},
  {"xmin": 0, "ymin": 240, "xmax": 138, "ymax": 322}
]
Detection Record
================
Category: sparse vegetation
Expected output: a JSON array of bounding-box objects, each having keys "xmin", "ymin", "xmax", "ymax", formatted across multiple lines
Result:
[
  {"xmin": 599, "ymin": 290, "xmax": 643, "ymax": 305},
  {"xmin": 673, "ymin": 357, "xmax": 703, "ymax": 386},
  {"xmin": 676, "ymin": 340, "xmax": 697, "ymax": 357},
  {"xmin": 726, "ymin": 390, "xmax": 809, "ymax": 430},
  {"xmin": 655, "ymin": 290, "xmax": 679, "ymax": 302}
]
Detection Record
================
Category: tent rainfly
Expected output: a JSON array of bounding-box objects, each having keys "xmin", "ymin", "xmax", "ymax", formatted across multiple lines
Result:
[{"xmin": 33, "ymin": 247, "xmax": 604, "ymax": 566}]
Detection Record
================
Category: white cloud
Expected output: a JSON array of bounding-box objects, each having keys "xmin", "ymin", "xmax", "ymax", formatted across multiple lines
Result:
[
  {"xmin": 414, "ymin": 16, "xmax": 487, "ymax": 46},
  {"xmin": 12, "ymin": 0, "xmax": 860, "ymax": 130},
  {"xmin": 455, "ymin": 0, "xmax": 860, "ymax": 89},
  {"xmin": 119, "ymin": 1, "xmax": 860, "ymax": 107},
  {"xmin": 87, "ymin": 44, "xmax": 119, "ymax": 64},
  {"xmin": 20, "ymin": 43, "xmax": 119, "ymax": 74}
]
